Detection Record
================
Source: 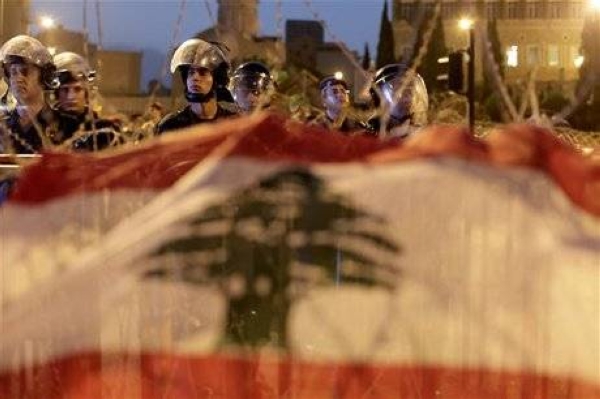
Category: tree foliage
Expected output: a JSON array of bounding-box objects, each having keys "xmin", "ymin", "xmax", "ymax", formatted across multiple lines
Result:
[
  {"xmin": 147, "ymin": 169, "xmax": 401, "ymax": 350},
  {"xmin": 376, "ymin": 0, "xmax": 396, "ymax": 68},
  {"xmin": 571, "ymin": 14, "xmax": 600, "ymax": 130},
  {"xmin": 481, "ymin": 18, "xmax": 504, "ymax": 100},
  {"xmin": 362, "ymin": 42, "xmax": 372, "ymax": 71},
  {"xmin": 415, "ymin": 12, "xmax": 447, "ymax": 93}
]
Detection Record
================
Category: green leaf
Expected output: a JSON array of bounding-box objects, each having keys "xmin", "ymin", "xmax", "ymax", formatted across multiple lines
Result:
[
  {"xmin": 152, "ymin": 235, "xmax": 225, "ymax": 256},
  {"xmin": 339, "ymin": 229, "xmax": 402, "ymax": 254}
]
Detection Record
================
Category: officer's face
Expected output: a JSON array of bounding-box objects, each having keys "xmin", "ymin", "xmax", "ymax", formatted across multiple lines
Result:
[
  {"xmin": 321, "ymin": 84, "xmax": 349, "ymax": 112},
  {"xmin": 57, "ymin": 81, "xmax": 88, "ymax": 114},
  {"xmin": 233, "ymin": 87, "xmax": 258, "ymax": 112},
  {"xmin": 7, "ymin": 63, "xmax": 44, "ymax": 105},
  {"xmin": 233, "ymin": 79, "xmax": 270, "ymax": 113},
  {"xmin": 186, "ymin": 66, "xmax": 213, "ymax": 95}
]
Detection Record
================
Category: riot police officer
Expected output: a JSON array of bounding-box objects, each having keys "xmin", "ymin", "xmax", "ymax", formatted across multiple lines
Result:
[
  {"xmin": 314, "ymin": 76, "xmax": 365, "ymax": 133},
  {"xmin": 156, "ymin": 38, "xmax": 237, "ymax": 134},
  {"xmin": 53, "ymin": 51, "xmax": 121, "ymax": 151},
  {"xmin": 366, "ymin": 63, "xmax": 429, "ymax": 138},
  {"xmin": 0, "ymin": 35, "xmax": 74, "ymax": 153},
  {"xmin": 230, "ymin": 61, "xmax": 275, "ymax": 114}
]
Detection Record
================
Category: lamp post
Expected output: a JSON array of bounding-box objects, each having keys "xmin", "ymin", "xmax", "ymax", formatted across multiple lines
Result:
[{"xmin": 459, "ymin": 17, "xmax": 475, "ymax": 133}]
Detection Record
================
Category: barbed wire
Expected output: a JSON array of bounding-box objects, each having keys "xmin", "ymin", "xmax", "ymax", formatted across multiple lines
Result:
[
  {"xmin": 301, "ymin": 0, "xmax": 370, "ymax": 83},
  {"xmin": 144, "ymin": 0, "xmax": 188, "ymax": 135},
  {"xmin": 554, "ymin": 68, "xmax": 596, "ymax": 123},
  {"xmin": 376, "ymin": 1, "xmax": 442, "ymax": 138},
  {"xmin": 274, "ymin": 0, "xmax": 285, "ymax": 66},
  {"xmin": 203, "ymin": 0, "xmax": 220, "ymax": 42},
  {"xmin": 478, "ymin": 23, "xmax": 519, "ymax": 121}
]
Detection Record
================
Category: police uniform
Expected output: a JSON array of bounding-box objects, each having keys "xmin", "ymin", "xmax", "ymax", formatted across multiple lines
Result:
[
  {"xmin": 367, "ymin": 63, "xmax": 429, "ymax": 138},
  {"xmin": 156, "ymin": 38, "xmax": 237, "ymax": 135},
  {"xmin": 2, "ymin": 107, "xmax": 78, "ymax": 153},
  {"xmin": 313, "ymin": 112, "xmax": 367, "ymax": 134},
  {"xmin": 66, "ymin": 111, "xmax": 122, "ymax": 151},
  {"xmin": 156, "ymin": 103, "xmax": 237, "ymax": 135},
  {"xmin": 52, "ymin": 51, "xmax": 121, "ymax": 151}
]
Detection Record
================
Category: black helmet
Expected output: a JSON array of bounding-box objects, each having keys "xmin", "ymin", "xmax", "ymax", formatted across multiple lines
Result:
[
  {"xmin": 171, "ymin": 38, "xmax": 230, "ymax": 103},
  {"xmin": 0, "ymin": 35, "xmax": 58, "ymax": 89},
  {"xmin": 231, "ymin": 62, "xmax": 273, "ymax": 87},
  {"xmin": 370, "ymin": 63, "xmax": 428, "ymax": 126},
  {"xmin": 53, "ymin": 51, "xmax": 96, "ymax": 85},
  {"xmin": 231, "ymin": 62, "xmax": 274, "ymax": 92},
  {"xmin": 230, "ymin": 62, "xmax": 275, "ymax": 112},
  {"xmin": 319, "ymin": 76, "xmax": 349, "ymax": 92}
]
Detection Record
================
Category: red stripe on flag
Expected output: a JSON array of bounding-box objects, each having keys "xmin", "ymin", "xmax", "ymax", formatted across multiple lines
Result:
[
  {"xmin": 9, "ymin": 115, "xmax": 399, "ymax": 203},
  {"xmin": 8, "ymin": 114, "xmax": 600, "ymax": 217},
  {"xmin": 0, "ymin": 352, "xmax": 597, "ymax": 399}
]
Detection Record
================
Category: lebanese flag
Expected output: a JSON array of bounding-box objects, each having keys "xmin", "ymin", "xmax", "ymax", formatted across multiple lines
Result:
[{"xmin": 0, "ymin": 114, "xmax": 599, "ymax": 399}]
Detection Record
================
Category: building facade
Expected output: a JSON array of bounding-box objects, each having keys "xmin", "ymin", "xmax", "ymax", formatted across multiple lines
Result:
[
  {"xmin": 392, "ymin": 0, "xmax": 588, "ymax": 83},
  {"xmin": 35, "ymin": 26, "xmax": 142, "ymax": 96},
  {"xmin": 197, "ymin": 0, "xmax": 284, "ymax": 66},
  {"xmin": 285, "ymin": 20, "xmax": 324, "ymax": 71},
  {"xmin": 218, "ymin": 0, "xmax": 260, "ymax": 38},
  {"xmin": 0, "ymin": 0, "xmax": 29, "ymax": 44}
]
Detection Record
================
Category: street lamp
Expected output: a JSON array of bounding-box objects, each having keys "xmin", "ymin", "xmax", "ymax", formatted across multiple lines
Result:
[
  {"xmin": 459, "ymin": 17, "xmax": 475, "ymax": 133},
  {"xmin": 458, "ymin": 17, "xmax": 474, "ymax": 31},
  {"xmin": 39, "ymin": 15, "xmax": 56, "ymax": 30}
]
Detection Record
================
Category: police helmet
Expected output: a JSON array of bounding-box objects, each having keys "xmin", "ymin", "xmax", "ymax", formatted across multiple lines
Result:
[
  {"xmin": 0, "ymin": 35, "xmax": 58, "ymax": 89},
  {"xmin": 54, "ymin": 51, "xmax": 96, "ymax": 85},
  {"xmin": 231, "ymin": 62, "xmax": 274, "ymax": 95},
  {"xmin": 171, "ymin": 38, "xmax": 230, "ymax": 86},
  {"xmin": 319, "ymin": 76, "xmax": 349, "ymax": 92},
  {"xmin": 371, "ymin": 63, "xmax": 428, "ymax": 126}
]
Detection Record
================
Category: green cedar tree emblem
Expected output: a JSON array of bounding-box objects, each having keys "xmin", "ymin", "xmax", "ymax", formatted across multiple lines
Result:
[{"xmin": 146, "ymin": 169, "xmax": 401, "ymax": 350}]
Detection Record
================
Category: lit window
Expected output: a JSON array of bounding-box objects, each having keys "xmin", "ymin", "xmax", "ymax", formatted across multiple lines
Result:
[
  {"xmin": 547, "ymin": 45, "xmax": 559, "ymax": 67},
  {"xmin": 527, "ymin": 45, "xmax": 541, "ymax": 66},
  {"xmin": 506, "ymin": 45, "xmax": 519, "ymax": 67}
]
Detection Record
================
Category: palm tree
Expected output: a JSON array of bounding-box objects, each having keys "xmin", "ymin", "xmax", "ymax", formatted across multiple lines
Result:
[{"xmin": 146, "ymin": 169, "xmax": 401, "ymax": 350}]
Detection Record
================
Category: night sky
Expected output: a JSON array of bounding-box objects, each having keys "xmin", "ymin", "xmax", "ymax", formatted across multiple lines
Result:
[{"xmin": 31, "ymin": 0, "xmax": 381, "ymax": 88}]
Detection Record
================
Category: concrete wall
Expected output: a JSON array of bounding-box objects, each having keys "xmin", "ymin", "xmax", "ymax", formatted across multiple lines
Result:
[
  {"xmin": 100, "ymin": 95, "xmax": 172, "ymax": 116},
  {"xmin": 36, "ymin": 26, "xmax": 96, "ymax": 61},
  {"xmin": 97, "ymin": 50, "xmax": 142, "ymax": 95}
]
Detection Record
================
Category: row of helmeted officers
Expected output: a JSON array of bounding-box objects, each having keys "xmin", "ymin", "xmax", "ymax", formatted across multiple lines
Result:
[{"xmin": 0, "ymin": 35, "xmax": 430, "ymax": 154}]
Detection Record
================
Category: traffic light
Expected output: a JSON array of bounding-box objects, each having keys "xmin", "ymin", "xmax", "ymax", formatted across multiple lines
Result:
[{"xmin": 437, "ymin": 50, "xmax": 467, "ymax": 94}]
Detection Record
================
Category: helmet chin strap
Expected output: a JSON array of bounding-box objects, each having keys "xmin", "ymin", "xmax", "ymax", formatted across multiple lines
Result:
[{"xmin": 185, "ymin": 89, "xmax": 215, "ymax": 103}]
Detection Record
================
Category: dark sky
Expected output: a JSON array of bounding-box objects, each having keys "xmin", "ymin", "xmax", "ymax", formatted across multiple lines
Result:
[{"xmin": 31, "ymin": 1, "xmax": 381, "ymax": 89}]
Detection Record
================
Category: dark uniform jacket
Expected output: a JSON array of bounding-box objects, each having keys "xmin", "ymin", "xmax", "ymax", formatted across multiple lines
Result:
[
  {"xmin": 66, "ymin": 110, "xmax": 122, "ymax": 152},
  {"xmin": 313, "ymin": 113, "xmax": 367, "ymax": 134},
  {"xmin": 365, "ymin": 114, "xmax": 416, "ymax": 138},
  {"xmin": 155, "ymin": 103, "xmax": 238, "ymax": 135},
  {"xmin": 1, "ymin": 107, "xmax": 78, "ymax": 153},
  {"xmin": 1, "ymin": 107, "xmax": 120, "ymax": 153}
]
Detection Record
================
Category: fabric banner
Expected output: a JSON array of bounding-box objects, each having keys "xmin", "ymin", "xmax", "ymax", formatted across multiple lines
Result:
[{"xmin": 0, "ymin": 114, "xmax": 598, "ymax": 398}]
